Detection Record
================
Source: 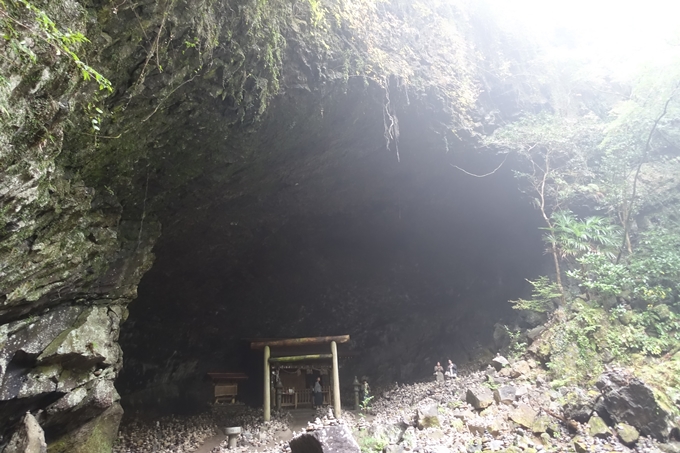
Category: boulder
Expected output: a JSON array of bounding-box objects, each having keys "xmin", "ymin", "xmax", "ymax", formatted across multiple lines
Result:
[
  {"xmin": 617, "ymin": 423, "xmax": 640, "ymax": 446},
  {"xmin": 516, "ymin": 435, "xmax": 535, "ymax": 449},
  {"xmin": 5, "ymin": 412, "xmax": 47, "ymax": 453},
  {"xmin": 511, "ymin": 360, "xmax": 531, "ymax": 377},
  {"xmin": 290, "ymin": 425, "xmax": 360, "ymax": 453},
  {"xmin": 560, "ymin": 387, "xmax": 596, "ymax": 423},
  {"xmin": 493, "ymin": 385, "xmax": 516, "ymax": 404},
  {"xmin": 498, "ymin": 367, "xmax": 520, "ymax": 378},
  {"xmin": 452, "ymin": 410, "xmax": 475, "ymax": 422},
  {"xmin": 573, "ymin": 436, "xmax": 588, "ymax": 453},
  {"xmin": 417, "ymin": 404, "xmax": 440, "ymax": 429},
  {"xmin": 466, "ymin": 388, "xmax": 494, "ymax": 410},
  {"xmin": 45, "ymin": 402, "xmax": 123, "ymax": 453},
  {"xmin": 514, "ymin": 385, "xmax": 529, "ymax": 398},
  {"xmin": 652, "ymin": 304, "xmax": 672, "ymax": 321},
  {"xmin": 588, "ymin": 415, "xmax": 610, "ymax": 438},
  {"xmin": 466, "ymin": 419, "xmax": 486, "ymax": 435},
  {"xmin": 450, "ymin": 418, "xmax": 465, "ymax": 432},
  {"xmin": 509, "ymin": 404, "xmax": 536, "ymax": 429},
  {"xmin": 527, "ymin": 326, "xmax": 546, "ymax": 341},
  {"xmin": 596, "ymin": 370, "xmax": 672, "ymax": 441},
  {"xmin": 659, "ymin": 442, "xmax": 680, "ymax": 453},
  {"xmin": 486, "ymin": 418, "xmax": 504, "ymax": 437},
  {"xmin": 491, "ymin": 355, "xmax": 509, "ymax": 371},
  {"xmin": 531, "ymin": 415, "xmax": 554, "ymax": 434}
]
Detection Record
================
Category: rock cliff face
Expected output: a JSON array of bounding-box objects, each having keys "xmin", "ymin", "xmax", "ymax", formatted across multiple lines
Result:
[{"xmin": 1, "ymin": 0, "xmax": 540, "ymax": 450}]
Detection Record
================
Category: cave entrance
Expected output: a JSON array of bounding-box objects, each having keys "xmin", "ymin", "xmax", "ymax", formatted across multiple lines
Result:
[{"xmin": 251, "ymin": 335, "xmax": 350, "ymax": 420}]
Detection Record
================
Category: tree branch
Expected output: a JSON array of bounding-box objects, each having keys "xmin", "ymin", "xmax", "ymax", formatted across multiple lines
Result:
[
  {"xmin": 450, "ymin": 152, "xmax": 509, "ymax": 178},
  {"xmin": 616, "ymin": 83, "xmax": 680, "ymax": 263}
]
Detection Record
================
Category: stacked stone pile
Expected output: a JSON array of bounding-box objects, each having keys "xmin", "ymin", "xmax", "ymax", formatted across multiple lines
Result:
[{"xmin": 113, "ymin": 413, "xmax": 217, "ymax": 453}]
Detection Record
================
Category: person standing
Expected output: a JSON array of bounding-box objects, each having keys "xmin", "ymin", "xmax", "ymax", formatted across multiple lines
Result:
[
  {"xmin": 447, "ymin": 359, "xmax": 457, "ymax": 378},
  {"xmin": 313, "ymin": 376, "xmax": 323, "ymax": 409},
  {"xmin": 434, "ymin": 362, "xmax": 444, "ymax": 383}
]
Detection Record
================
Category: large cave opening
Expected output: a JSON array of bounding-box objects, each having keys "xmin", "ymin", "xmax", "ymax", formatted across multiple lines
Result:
[
  {"xmin": 4, "ymin": 0, "xmax": 680, "ymax": 451},
  {"xmin": 116, "ymin": 82, "xmax": 547, "ymax": 413}
]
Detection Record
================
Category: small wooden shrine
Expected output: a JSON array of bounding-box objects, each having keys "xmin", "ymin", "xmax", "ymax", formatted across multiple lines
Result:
[
  {"xmin": 207, "ymin": 372, "xmax": 248, "ymax": 404},
  {"xmin": 250, "ymin": 335, "xmax": 349, "ymax": 421}
]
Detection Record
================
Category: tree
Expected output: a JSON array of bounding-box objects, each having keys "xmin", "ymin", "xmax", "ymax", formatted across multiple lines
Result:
[
  {"xmin": 597, "ymin": 61, "xmax": 680, "ymax": 260},
  {"xmin": 484, "ymin": 113, "xmax": 603, "ymax": 301}
]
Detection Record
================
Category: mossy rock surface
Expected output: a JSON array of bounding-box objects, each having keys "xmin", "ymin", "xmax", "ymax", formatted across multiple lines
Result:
[
  {"xmin": 47, "ymin": 402, "xmax": 123, "ymax": 453},
  {"xmin": 588, "ymin": 415, "xmax": 610, "ymax": 438},
  {"xmin": 616, "ymin": 424, "xmax": 639, "ymax": 446}
]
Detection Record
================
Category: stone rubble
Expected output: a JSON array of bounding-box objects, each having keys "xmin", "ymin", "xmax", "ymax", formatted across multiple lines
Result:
[
  {"xmin": 111, "ymin": 359, "xmax": 680, "ymax": 453},
  {"xmin": 112, "ymin": 413, "xmax": 217, "ymax": 453}
]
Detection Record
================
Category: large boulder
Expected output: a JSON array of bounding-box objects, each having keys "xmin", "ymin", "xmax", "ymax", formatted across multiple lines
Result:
[
  {"xmin": 509, "ymin": 404, "xmax": 537, "ymax": 429},
  {"xmin": 596, "ymin": 370, "xmax": 673, "ymax": 441},
  {"xmin": 511, "ymin": 360, "xmax": 532, "ymax": 377},
  {"xmin": 290, "ymin": 425, "xmax": 360, "ymax": 453},
  {"xmin": 588, "ymin": 415, "xmax": 610, "ymax": 438},
  {"xmin": 417, "ymin": 404, "xmax": 440, "ymax": 429},
  {"xmin": 5, "ymin": 412, "xmax": 47, "ymax": 453},
  {"xmin": 491, "ymin": 355, "xmax": 509, "ymax": 371},
  {"xmin": 560, "ymin": 387, "xmax": 597, "ymax": 423},
  {"xmin": 466, "ymin": 388, "xmax": 494, "ymax": 410},
  {"xmin": 45, "ymin": 402, "xmax": 123, "ymax": 453},
  {"xmin": 493, "ymin": 385, "xmax": 516, "ymax": 404}
]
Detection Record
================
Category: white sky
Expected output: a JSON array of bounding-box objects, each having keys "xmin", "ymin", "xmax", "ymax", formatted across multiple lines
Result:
[{"xmin": 484, "ymin": 0, "xmax": 680, "ymax": 78}]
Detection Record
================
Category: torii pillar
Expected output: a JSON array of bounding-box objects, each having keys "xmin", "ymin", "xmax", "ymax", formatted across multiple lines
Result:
[
  {"xmin": 264, "ymin": 345, "xmax": 271, "ymax": 421},
  {"xmin": 331, "ymin": 341, "xmax": 341, "ymax": 418}
]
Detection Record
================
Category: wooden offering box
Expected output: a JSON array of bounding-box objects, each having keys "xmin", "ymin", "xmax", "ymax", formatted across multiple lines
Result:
[{"xmin": 207, "ymin": 372, "xmax": 248, "ymax": 404}]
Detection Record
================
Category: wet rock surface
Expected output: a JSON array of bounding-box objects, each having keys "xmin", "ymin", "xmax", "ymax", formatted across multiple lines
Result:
[{"xmin": 596, "ymin": 369, "xmax": 673, "ymax": 441}]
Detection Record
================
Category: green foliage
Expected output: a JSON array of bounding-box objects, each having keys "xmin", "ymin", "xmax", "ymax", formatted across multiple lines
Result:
[
  {"xmin": 483, "ymin": 380, "xmax": 500, "ymax": 390},
  {"xmin": 506, "ymin": 327, "xmax": 528, "ymax": 359},
  {"xmin": 545, "ymin": 302, "xmax": 605, "ymax": 385},
  {"xmin": 359, "ymin": 394, "xmax": 374, "ymax": 412},
  {"xmin": 510, "ymin": 276, "xmax": 561, "ymax": 313},
  {"xmin": 0, "ymin": 0, "xmax": 112, "ymax": 91},
  {"xmin": 542, "ymin": 297, "xmax": 680, "ymax": 386},
  {"xmin": 356, "ymin": 432, "xmax": 389, "ymax": 453},
  {"xmin": 545, "ymin": 211, "xmax": 621, "ymax": 263},
  {"xmin": 572, "ymin": 226, "xmax": 680, "ymax": 304}
]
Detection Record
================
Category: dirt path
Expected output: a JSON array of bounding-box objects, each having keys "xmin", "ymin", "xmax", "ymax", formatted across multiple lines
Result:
[
  {"xmin": 287, "ymin": 409, "xmax": 317, "ymax": 432},
  {"xmin": 194, "ymin": 433, "xmax": 225, "ymax": 453},
  {"xmin": 193, "ymin": 409, "xmax": 319, "ymax": 453}
]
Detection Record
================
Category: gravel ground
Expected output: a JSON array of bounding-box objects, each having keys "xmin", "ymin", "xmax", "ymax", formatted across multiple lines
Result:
[{"xmin": 114, "ymin": 365, "xmax": 677, "ymax": 453}]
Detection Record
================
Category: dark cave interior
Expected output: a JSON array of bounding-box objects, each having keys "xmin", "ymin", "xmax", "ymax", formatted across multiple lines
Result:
[{"xmin": 115, "ymin": 84, "xmax": 548, "ymax": 414}]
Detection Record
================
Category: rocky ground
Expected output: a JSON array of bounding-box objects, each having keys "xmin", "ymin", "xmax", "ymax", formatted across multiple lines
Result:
[{"xmin": 112, "ymin": 358, "xmax": 680, "ymax": 453}]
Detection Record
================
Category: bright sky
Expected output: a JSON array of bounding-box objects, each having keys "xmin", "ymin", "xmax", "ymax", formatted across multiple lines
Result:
[{"xmin": 485, "ymin": 0, "xmax": 680, "ymax": 78}]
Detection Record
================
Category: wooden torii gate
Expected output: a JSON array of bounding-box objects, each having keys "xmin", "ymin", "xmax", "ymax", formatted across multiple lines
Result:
[{"xmin": 250, "ymin": 335, "xmax": 350, "ymax": 421}]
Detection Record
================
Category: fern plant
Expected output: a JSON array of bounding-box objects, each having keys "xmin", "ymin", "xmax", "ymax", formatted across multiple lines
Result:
[{"xmin": 510, "ymin": 276, "xmax": 562, "ymax": 313}]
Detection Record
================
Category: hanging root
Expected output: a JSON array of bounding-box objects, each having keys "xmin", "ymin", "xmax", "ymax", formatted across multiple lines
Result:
[{"xmin": 382, "ymin": 80, "xmax": 400, "ymax": 162}]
